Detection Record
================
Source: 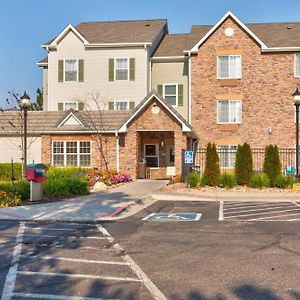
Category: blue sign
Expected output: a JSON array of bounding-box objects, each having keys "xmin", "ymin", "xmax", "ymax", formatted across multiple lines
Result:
[
  {"xmin": 185, "ymin": 151, "xmax": 193, "ymax": 164},
  {"xmin": 285, "ymin": 166, "xmax": 295, "ymax": 175},
  {"xmin": 143, "ymin": 213, "xmax": 201, "ymax": 221}
]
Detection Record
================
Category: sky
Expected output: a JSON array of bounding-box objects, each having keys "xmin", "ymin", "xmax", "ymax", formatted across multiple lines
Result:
[{"xmin": 1, "ymin": 0, "xmax": 300, "ymax": 107}]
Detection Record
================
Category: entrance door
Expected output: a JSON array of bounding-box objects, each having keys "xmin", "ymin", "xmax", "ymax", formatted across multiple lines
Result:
[{"xmin": 144, "ymin": 144, "xmax": 159, "ymax": 168}]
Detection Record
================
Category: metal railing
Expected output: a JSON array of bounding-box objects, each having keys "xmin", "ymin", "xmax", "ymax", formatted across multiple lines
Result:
[{"xmin": 194, "ymin": 148, "xmax": 296, "ymax": 174}]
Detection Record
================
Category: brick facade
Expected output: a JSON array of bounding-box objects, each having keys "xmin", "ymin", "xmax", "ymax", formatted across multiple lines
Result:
[{"xmin": 191, "ymin": 17, "xmax": 299, "ymax": 148}]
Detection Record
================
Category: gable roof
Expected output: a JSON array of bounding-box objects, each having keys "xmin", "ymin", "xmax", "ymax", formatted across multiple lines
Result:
[
  {"xmin": 0, "ymin": 110, "xmax": 131, "ymax": 134},
  {"xmin": 118, "ymin": 91, "xmax": 196, "ymax": 136},
  {"xmin": 43, "ymin": 19, "xmax": 167, "ymax": 48}
]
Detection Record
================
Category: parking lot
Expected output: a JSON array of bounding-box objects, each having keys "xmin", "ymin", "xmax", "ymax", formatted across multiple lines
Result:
[{"xmin": 1, "ymin": 222, "xmax": 164, "ymax": 300}]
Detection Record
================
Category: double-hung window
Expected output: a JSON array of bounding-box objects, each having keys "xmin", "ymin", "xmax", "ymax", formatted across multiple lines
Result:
[
  {"xmin": 217, "ymin": 100, "xmax": 241, "ymax": 123},
  {"xmin": 217, "ymin": 55, "xmax": 241, "ymax": 79},
  {"xmin": 64, "ymin": 102, "xmax": 78, "ymax": 110},
  {"xmin": 115, "ymin": 58, "xmax": 129, "ymax": 80},
  {"xmin": 65, "ymin": 59, "xmax": 78, "ymax": 81},
  {"xmin": 52, "ymin": 141, "xmax": 91, "ymax": 167},
  {"xmin": 114, "ymin": 101, "xmax": 129, "ymax": 110},
  {"xmin": 217, "ymin": 145, "xmax": 237, "ymax": 168},
  {"xmin": 295, "ymin": 53, "xmax": 300, "ymax": 77},
  {"xmin": 163, "ymin": 84, "xmax": 177, "ymax": 106}
]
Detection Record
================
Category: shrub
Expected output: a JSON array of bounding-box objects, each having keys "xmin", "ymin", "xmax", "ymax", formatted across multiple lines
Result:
[
  {"xmin": 169, "ymin": 175, "xmax": 181, "ymax": 185},
  {"xmin": 203, "ymin": 143, "xmax": 220, "ymax": 186},
  {"xmin": 0, "ymin": 180, "xmax": 30, "ymax": 200},
  {"xmin": 47, "ymin": 167, "xmax": 90, "ymax": 179},
  {"xmin": 186, "ymin": 172, "xmax": 201, "ymax": 188},
  {"xmin": 263, "ymin": 145, "xmax": 281, "ymax": 186},
  {"xmin": 43, "ymin": 177, "xmax": 89, "ymax": 197},
  {"xmin": 0, "ymin": 192, "xmax": 22, "ymax": 208},
  {"xmin": 250, "ymin": 173, "xmax": 270, "ymax": 189},
  {"xmin": 218, "ymin": 173, "xmax": 237, "ymax": 189},
  {"xmin": 0, "ymin": 163, "xmax": 22, "ymax": 181},
  {"xmin": 274, "ymin": 175, "xmax": 295, "ymax": 189},
  {"xmin": 235, "ymin": 143, "xmax": 253, "ymax": 185}
]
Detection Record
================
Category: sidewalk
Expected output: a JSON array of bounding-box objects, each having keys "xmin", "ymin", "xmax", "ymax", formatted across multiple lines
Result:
[{"xmin": 0, "ymin": 180, "xmax": 167, "ymax": 222}]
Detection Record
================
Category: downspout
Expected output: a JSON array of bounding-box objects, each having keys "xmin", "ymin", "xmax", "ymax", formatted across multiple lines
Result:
[
  {"xmin": 115, "ymin": 131, "xmax": 120, "ymax": 172},
  {"xmin": 188, "ymin": 51, "xmax": 192, "ymax": 124},
  {"xmin": 144, "ymin": 43, "xmax": 148, "ymax": 94}
]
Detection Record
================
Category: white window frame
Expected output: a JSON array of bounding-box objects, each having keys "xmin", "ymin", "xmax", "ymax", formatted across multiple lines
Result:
[
  {"xmin": 114, "ymin": 101, "xmax": 129, "ymax": 110},
  {"xmin": 114, "ymin": 57, "xmax": 129, "ymax": 81},
  {"xmin": 294, "ymin": 53, "xmax": 300, "ymax": 77},
  {"xmin": 217, "ymin": 55, "xmax": 242, "ymax": 79},
  {"xmin": 52, "ymin": 141, "xmax": 92, "ymax": 167},
  {"xmin": 217, "ymin": 100, "xmax": 242, "ymax": 124},
  {"xmin": 144, "ymin": 143, "xmax": 159, "ymax": 168},
  {"xmin": 163, "ymin": 83, "xmax": 178, "ymax": 107},
  {"xmin": 64, "ymin": 59, "xmax": 79, "ymax": 82},
  {"xmin": 64, "ymin": 102, "xmax": 78, "ymax": 111},
  {"xmin": 217, "ymin": 145, "xmax": 237, "ymax": 169}
]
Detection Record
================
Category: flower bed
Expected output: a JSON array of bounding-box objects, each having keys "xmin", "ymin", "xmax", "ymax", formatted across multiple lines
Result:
[{"xmin": 0, "ymin": 191, "xmax": 22, "ymax": 207}]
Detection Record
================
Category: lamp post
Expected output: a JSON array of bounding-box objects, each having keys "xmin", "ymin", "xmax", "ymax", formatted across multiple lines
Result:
[
  {"xmin": 20, "ymin": 92, "xmax": 30, "ymax": 179},
  {"xmin": 292, "ymin": 87, "xmax": 300, "ymax": 181}
]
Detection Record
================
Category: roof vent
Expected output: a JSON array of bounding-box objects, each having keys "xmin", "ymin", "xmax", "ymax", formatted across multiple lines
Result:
[
  {"xmin": 287, "ymin": 26, "xmax": 292, "ymax": 30},
  {"xmin": 145, "ymin": 23, "xmax": 150, "ymax": 27}
]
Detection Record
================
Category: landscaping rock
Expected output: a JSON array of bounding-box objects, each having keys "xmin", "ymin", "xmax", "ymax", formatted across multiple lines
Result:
[{"xmin": 91, "ymin": 181, "xmax": 108, "ymax": 192}]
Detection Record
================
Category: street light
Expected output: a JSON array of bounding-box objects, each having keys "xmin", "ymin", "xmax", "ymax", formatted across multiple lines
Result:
[
  {"xmin": 292, "ymin": 87, "xmax": 300, "ymax": 181},
  {"xmin": 20, "ymin": 91, "xmax": 30, "ymax": 179}
]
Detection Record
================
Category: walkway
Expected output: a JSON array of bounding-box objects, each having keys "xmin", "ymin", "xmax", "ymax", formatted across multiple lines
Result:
[{"xmin": 0, "ymin": 180, "xmax": 167, "ymax": 222}]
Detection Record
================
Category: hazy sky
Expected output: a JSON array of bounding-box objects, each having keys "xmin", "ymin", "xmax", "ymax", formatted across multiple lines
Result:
[{"xmin": 1, "ymin": 0, "xmax": 300, "ymax": 107}]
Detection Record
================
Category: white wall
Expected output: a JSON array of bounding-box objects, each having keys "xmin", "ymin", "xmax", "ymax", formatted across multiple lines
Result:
[{"xmin": 0, "ymin": 136, "xmax": 41, "ymax": 163}]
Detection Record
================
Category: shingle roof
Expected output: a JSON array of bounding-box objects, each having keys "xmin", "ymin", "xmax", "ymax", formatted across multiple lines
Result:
[
  {"xmin": 44, "ymin": 19, "xmax": 167, "ymax": 46},
  {"xmin": 0, "ymin": 110, "xmax": 131, "ymax": 134}
]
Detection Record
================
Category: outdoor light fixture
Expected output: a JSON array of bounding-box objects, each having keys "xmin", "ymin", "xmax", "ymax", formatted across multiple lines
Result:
[
  {"xmin": 20, "ymin": 91, "xmax": 30, "ymax": 178},
  {"xmin": 292, "ymin": 87, "xmax": 300, "ymax": 181}
]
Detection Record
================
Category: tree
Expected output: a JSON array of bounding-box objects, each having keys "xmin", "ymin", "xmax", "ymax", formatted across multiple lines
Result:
[
  {"xmin": 28, "ymin": 88, "xmax": 43, "ymax": 111},
  {"xmin": 203, "ymin": 143, "xmax": 220, "ymax": 186},
  {"xmin": 235, "ymin": 143, "xmax": 253, "ymax": 185},
  {"xmin": 263, "ymin": 144, "xmax": 281, "ymax": 186}
]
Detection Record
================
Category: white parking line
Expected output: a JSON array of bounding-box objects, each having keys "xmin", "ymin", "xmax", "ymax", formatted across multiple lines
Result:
[
  {"xmin": 19, "ymin": 255, "xmax": 128, "ymax": 265},
  {"xmin": 12, "ymin": 292, "xmax": 116, "ymax": 300},
  {"xmin": 223, "ymin": 203, "xmax": 293, "ymax": 210},
  {"xmin": 97, "ymin": 225, "xmax": 167, "ymax": 300},
  {"xmin": 219, "ymin": 201, "xmax": 224, "ymax": 221},
  {"xmin": 24, "ymin": 227, "xmax": 76, "ymax": 232},
  {"xmin": 1, "ymin": 221, "xmax": 25, "ymax": 300},
  {"xmin": 223, "ymin": 207, "xmax": 300, "ymax": 218},
  {"xmin": 17, "ymin": 270, "xmax": 142, "ymax": 282},
  {"xmin": 247, "ymin": 212, "xmax": 300, "ymax": 221},
  {"xmin": 223, "ymin": 205, "xmax": 298, "ymax": 215},
  {"xmin": 293, "ymin": 201, "xmax": 300, "ymax": 207},
  {"xmin": 22, "ymin": 234, "xmax": 106, "ymax": 240}
]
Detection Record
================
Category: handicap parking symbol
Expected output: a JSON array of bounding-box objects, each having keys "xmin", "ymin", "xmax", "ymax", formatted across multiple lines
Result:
[{"xmin": 185, "ymin": 151, "xmax": 193, "ymax": 164}]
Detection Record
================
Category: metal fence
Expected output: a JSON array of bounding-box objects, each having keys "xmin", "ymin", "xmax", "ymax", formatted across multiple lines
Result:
[{"xmin": 194, "ymin": 148, "xmax": 296, "ymax": 174}]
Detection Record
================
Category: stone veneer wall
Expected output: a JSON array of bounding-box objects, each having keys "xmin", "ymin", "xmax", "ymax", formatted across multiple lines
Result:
[{"xmin": 191, "ymin": 17, "xmax": 299, "ymax": 148}]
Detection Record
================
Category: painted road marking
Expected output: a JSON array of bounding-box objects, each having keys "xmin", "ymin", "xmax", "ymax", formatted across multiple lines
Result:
[
  {"xmin": 143, "ymin": 212, "xmax": 202, "ymax": 221},
  {"xmin": 97, "ymin": 224, "xmax": 167, "ymax": 300},
  {"xmin": 17, "ymin": 270, "xmax": 142, "ymax": 282},
  {"xmin": 12, "ymin": 292, "xmax": 116, "ymax": 300},
  {"xmin": 1, "ymin": 221, "xmax": 25, "ymax": 300},
  {"xmin": 19, "ymin": 254, "xmax": 129, "ymax": 266},
  {"xmin": 24, "ymin": 227, "xmax": 76, "ymax": 232},
  {"xmin": 219, "ymin": 201, "xmax": 224, "ymax": 221},
  {"xmin": 221, "ymin": 201, "xmax": 300, "ymax": 221}
]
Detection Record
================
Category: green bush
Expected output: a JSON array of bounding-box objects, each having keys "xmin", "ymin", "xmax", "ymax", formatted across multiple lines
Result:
[
  {"xmin": 203, "ymin": 143, "xmax": 220, "ymax": 186},
  {"xmin": 43, "ymin": 177, "xmax": 89, "ymax": 197},
  {"xmin": 218, "ymin": 173, "xmax": 237, "ymax": 189},
  {"xmin": 250, "ymin": 173, "xmax": 270, "ymax": 189},
  {"xmin": 0, "ymin": 192, "xmax": 22, "ymax": 207},
  {"xmin": 0, "ymin": 180, "xmax": 30, "ymax": 200},
  {"xmin": 0, "ymin": 163, "xmax": 22, "ymax": 181},
  {"xmin": 235, "ymin": 143, "xmax": 253, "ymax": 185},
  {"xmin": 263, "ymin": 145, "xmax": 281, "ymax": 186},
  {"xmin": 274, "ymin": 175, "xmax": 295, "ymax": 189},
  {"xmin": 47, "ymin": 167, "xmax": 90, "ymax": 179},
  {"xmin": 186, "ymin": 172, "xmax": 201, "ymax": 188}
]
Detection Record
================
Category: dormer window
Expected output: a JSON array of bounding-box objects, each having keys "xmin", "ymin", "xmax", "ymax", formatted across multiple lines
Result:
[{"xmin": 217, "ymin": 55, "xmax": 241, "ymax": 79}]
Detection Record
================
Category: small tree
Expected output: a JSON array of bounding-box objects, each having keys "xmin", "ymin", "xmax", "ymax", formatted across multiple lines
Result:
[
  {"xmin": 263, "ymin": 144, "xmax": 281, "ymax": 186},
  {"xmin": 203, "ymin": 143, "xmax": 220, "ymax": 186},
  {"xmin": 235, "ymin": 143, "xmax": 253, "ymax": 185}
]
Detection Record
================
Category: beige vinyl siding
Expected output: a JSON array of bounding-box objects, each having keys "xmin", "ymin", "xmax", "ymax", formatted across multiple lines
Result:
[
  {"xmin": 47, "ymin": 31, "xmax": 147, "ymax": 111},
  {"xmin": 0, "ymin": 136, "xmax": 41, "ymax": 163},
  {"xmin": 151, "ymin": 60, "xmax": 189, "ymax": 119},
  {"xmin": 43, "ymin": 68, "xmax": 48, "ymax": 111}
]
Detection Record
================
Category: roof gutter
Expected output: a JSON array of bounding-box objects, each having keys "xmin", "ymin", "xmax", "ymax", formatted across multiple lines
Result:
[
  {"xmin": 151, "ymin": 56, "xmax": 186, "ymax": 62},
  {"xmin": 261, "ymin": 47, "xmax": 300, "ymax": 53}
]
